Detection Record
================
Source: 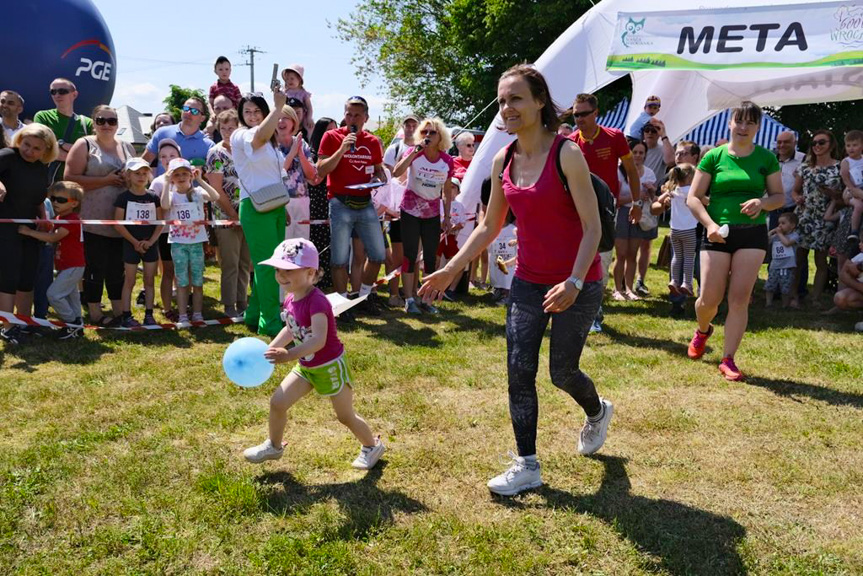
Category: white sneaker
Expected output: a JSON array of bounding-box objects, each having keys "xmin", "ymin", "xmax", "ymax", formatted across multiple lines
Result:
[
  {"xmin": 243, "ymin": 439, "xmax": 284, "ymax": 463},
  {"xmin": 578, "ymin": 399, "xmax": 613, "ymax": 455},
  {"xmin": 177, "ymin": 314, "xmax": 189, "ymax": 324},
  {"xmin": 352, "ymin": 437, "xmax": 385, "ymax": 469},
  {"xmin": 191, "ymin": 312, "xmax": 205, "ymax": 322},
  {"xmin": 487, "ymin": 452, "xmax": 542, "ymax": 496}
]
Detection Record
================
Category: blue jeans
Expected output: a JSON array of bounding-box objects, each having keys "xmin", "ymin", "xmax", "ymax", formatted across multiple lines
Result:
[
  {"xmin": 33, "ymin": 244, "xmax": 55, "ymax": 318},
  {"xmin": 328, "ymin": 198, "xmax": 386, "ymax": 267},
  {"xmin": 507, "ymin": 277, "xmax": 603, "ymax": 456}
]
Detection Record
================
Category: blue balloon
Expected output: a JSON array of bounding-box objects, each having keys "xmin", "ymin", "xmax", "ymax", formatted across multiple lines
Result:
[
  {"xmin": 223, "ymin": 337, "xmax": 274, "ymax": 388},
  {"xmin": 1, "ymin": 0, "xmax": 116, "ymax": 119}
]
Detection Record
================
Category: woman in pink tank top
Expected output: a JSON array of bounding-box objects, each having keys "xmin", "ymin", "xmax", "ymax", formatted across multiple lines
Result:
[{"xmin": 419, "ymin": 64, "xmax": 614, "ymax": 497}]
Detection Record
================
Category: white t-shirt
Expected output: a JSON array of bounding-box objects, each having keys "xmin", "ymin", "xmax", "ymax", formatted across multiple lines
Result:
[
  {"xmin": 670, "ymin": 185, "xmax": 698, "ymax": 231},
  {"xmin": 845, "ymin": 156, "xmax": 863, "ymax": 188},
  {"xmin": 230, "ymin": 126, "xmax": 284, "ymax": 201},
  {"xmin": 618, "ymin": 166, "xmax": 657, "ymax": 207},
  {"xmin": 441, "ymin": 199, "xmax": 467, "ymax": 229},
  {"xmin": 779, "ymin": 151, "xmax": 804, "ymax": 208},
  {"xmin": 383, "ymin": 139, "xmax": 407, "ymax": 169},
  {"xmin": 168, "ymin": 188, "xmax": 209, "ymax": 244},
  {"xmin": 405, "ymin": 152, "xmax": 455, "ymax": 201},
  {"xmin": 488, "ymin": 223, "xmax": 517, "ymax": 290}
]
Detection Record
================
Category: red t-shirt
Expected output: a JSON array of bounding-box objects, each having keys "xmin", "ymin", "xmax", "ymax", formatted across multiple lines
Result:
[
  {"xmin": 55, "ymin": 213, "xmax": 85, "ymax": 270},
  {"xmin": 318, "ymin": 127, "xmax": 384, "ymax": 198},
  {"xmin": 209, "ymin": 81, "xmax": 242, "ymax": 107},
  {"xmin": 452, "ymin": 156, "xmax": 471, "ymax": 180},
  {"xmin": 502, "ymin": 136, "xmax": 602, "ymax": 285},
  {"xmin": 569, "ymin": 126, "xmax": 631, "ymax": 199}
]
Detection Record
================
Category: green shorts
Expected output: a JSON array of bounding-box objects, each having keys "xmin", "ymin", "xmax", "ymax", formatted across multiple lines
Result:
[{"xmin": 291, "ymin": 354, "xmax": 353, "ymax": 396}]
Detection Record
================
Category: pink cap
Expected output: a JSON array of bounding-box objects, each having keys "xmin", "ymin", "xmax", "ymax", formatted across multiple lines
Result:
[
  {"xmin": 281, "ymin": 64, "xmax": 305, "ymax": 83},
  {"xmin": 259, "ymin": 238, "xmax": 319, "ymax": 270}
]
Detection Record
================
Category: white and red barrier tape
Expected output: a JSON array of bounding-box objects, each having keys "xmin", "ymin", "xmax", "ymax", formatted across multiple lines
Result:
[
  {"xmin": 0, "ymin": 270, "xmax": 403, "ymax": 333},
  {"xmin": 0, "ymin": 215, "xmax": 476, "ymax": 227}
]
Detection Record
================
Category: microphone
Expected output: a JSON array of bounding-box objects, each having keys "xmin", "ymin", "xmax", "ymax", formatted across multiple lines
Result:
[{"xmin": 350, "ymin": 125, "xmax": 357, "ymax": 153}]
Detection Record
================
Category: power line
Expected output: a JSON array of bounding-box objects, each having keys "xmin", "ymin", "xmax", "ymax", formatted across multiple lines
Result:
[{"xmin": 238, "ymin": 46, "xmax": 266, "ymax": 92}]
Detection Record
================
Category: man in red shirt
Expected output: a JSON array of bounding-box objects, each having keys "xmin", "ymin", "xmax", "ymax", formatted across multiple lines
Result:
[
  {"xmin": 569, "ymin": 93, "xmax": 640, "ymax": 333},
  {"xmin": 317, "ymin": 96, "xmax": 388, "ymax": 315}
]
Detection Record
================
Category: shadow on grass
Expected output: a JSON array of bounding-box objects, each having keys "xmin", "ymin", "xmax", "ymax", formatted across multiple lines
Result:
[
  {"xmin": 1, "ymin": 332, "xmax": 114, "ymax": 370},
  {"xmin": 497, "ymin": 455, "xmax": 746, "ymax": 576},
  {"xmin": 345, "ymin": 295, "xmax": 503, "ymax": 348},
  {"xmin": 745, "ymin": 375, "xmax": 863, "ymax": 409},
  {"xmin": 599, "ymin": 324, "xmax": 691, "ymax": 357},
  {"xmin": 256, "ymin": 462, "xmax": 428, "ymax": 541}
]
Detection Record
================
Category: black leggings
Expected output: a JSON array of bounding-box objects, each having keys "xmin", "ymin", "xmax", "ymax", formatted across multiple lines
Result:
[
  {"xmin": 507, "ymin": 277, "xmax": 604, "ymax": 456},
  {"xmin": 400, "ymin": 210, "xmax": 440, "ymax": 274},
  {"xmin": 83, "ymin": 232, "xmax": 125, "ymax": 304},
  {"xmin": 0, "ymin": 226, "xmax": 39, "ymax": 294}
]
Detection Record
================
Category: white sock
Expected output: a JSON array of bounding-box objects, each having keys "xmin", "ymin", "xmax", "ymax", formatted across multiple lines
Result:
[{"xmin": 359, "ymin": 284, "xmax": 373, "ymax": 297}]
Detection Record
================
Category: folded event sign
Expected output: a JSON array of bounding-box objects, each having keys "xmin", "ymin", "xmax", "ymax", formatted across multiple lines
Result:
[{"xmin": 607, "ymin": 0, "xmax": 863, "ymax": 71}]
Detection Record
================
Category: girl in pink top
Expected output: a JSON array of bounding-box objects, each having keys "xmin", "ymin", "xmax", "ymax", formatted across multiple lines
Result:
[
  {"xmin": 419, "ymin": 65, "xmax": 613, "ymax": 497},
  {"xmin": 392, "ymin": 117, "xmax": 455, "ymax": 315}
]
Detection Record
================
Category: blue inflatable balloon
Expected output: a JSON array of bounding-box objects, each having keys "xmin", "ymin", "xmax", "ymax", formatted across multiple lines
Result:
[
  {"xmin": 1, "ymin": 0, "xmax": 116, "ymax": 119},
  {"xmin": 223, "ymin": 337, "xmax": 274, "ymax": 388}
]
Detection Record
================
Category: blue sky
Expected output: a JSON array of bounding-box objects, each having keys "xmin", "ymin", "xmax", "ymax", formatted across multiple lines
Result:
[{"xmin": 95, "ymin": 0, "xmax": 390, "ymax": 124}]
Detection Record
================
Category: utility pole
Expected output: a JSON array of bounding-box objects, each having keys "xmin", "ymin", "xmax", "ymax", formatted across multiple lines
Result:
[{"xmin": 239, "ymin": 46, "xmax": 266, "ymax": 92}]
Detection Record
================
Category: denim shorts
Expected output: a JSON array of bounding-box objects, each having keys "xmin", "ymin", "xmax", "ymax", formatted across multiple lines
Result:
[{"xmin": 328, "ymin": 198, "xmax": 386, "ymax": 267}]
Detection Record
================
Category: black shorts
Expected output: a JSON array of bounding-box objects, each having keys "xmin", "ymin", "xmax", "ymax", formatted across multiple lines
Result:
[
  {"xmin": 158, "ymin": 233, "xmax": 172, "ymax": 262},
  {"xmin": 702, "ymin": 224, "xmax": 768, "ymax": 254},
  {"xmin": 123, "ymin": 240, "xmax": 160, "ymax": 264},
  {"xmin": 389, "ymin": 220, "xmax": 402, "ymax": 243}
]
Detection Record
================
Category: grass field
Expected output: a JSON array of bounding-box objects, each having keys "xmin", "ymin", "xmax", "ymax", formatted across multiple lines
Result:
[{"xmin": 2, "ymin": 244, "xmax": 862, "ymax": 575}]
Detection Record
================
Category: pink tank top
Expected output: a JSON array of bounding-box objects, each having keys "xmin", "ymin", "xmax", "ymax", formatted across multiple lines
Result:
[{"xmin": 502, "ymin": 135, "xmax": 602, "ymax": 285}]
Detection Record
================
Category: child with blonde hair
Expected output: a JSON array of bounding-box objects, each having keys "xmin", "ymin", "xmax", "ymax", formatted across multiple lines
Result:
[
  {"xmin": 243, "ymin": 238, "xmax": 385, "ymax": 469},
  {"xmin": 160, "ymin": 158, "xmax": 221, "ymax": 323},
  {"xmin": 653, "ymin": 164, "xmax": 698, "ymax": 296},
  {"xmin": 17, "ymin": 181, "xmax": 86, "ymax": 339}
]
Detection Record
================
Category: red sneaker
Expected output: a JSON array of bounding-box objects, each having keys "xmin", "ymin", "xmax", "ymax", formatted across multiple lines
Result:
[
  {"xmin": 687, "ymin": 325, "xmax": 713, "ymax": 359},
  {"xmin": 719, "ymin": 356, "xmax": 745, "ymax": 381}
]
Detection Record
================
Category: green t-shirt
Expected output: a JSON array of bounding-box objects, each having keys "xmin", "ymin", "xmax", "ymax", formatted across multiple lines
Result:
[
  {"xmin": 697, "ymin": 144, "xmax": 780, "ymax": 225},
  {"xmin": 33, "ymin": 109, "xmax": 93, "ymax": 180}
]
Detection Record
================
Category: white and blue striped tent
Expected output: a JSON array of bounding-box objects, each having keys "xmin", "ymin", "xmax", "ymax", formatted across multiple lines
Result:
[{"xmin": 597, "ymin": 98, "xmax": 794, "ymax": 148}]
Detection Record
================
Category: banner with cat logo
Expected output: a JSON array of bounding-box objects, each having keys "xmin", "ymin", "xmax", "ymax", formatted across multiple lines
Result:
[{"xmin": 607, "ymin": 1, "xmax": 863, "ymax": 71}]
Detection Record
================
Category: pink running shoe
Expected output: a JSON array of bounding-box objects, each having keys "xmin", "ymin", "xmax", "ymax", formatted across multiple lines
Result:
[
  {"xmin": 719, "ymin": 357, "xmax": 745, "ymax": 381},
  {"xmin": 687, "ymin": 325, "xmax": 713, "ymax": 359}
]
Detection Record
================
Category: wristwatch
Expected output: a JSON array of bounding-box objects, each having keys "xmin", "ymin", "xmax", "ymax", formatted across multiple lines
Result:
[
  {"xmin": 661, "ymin": 135, "xmax": 669, "ymax": 141},
  {"xmin": 633, "ymin": 199, "xmax": 644, "ymax": 207},
  {"xmin": 566, "ymin": 276, "xmax": 584, "ymax": 290}
]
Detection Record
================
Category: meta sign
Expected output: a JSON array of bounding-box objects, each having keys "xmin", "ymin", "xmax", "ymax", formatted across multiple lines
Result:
[{"xmin": 607, "ymin": 1, "xmax": 863, "ymax": 71}]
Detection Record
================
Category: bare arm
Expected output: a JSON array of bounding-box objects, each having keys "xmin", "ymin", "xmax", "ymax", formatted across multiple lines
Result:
[
  {"xmin": 112, "ymin": 206, "xmax": 140, "ymax": 245},
  {"xmin": 392, "ymin": 146, "xmax": 420, "ymax": 179},
  {"xmin": 791, "ymin": 173, "xmax": 804, "ymax": 205},
  {"xmin": 264, "ymin": 313, "xmax": 328, "ymax": 363},
  {"xmin": 142, "ymin": 149, "xmax": 156, "ymax": 164},
  {"xmin": 18, "ymin": 226, "xmax": 69, "ymax": 243},
  {"xmin": 687, "ymin": 169, "xmax": 722, "ymax": 241},
  {"xmin": 839, "ymin": 260, "xmax": 863, "ymax": 292},
  {"xmin": 63, "ymin": 139, "xmax": 123, "ymax": 191},
  {"xmin": 204, "ymin": 172, "xmax": 239, "ymax": 220}
]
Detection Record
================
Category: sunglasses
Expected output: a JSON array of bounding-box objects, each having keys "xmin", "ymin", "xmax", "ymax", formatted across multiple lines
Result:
[
  {"xmin": 642, "ymin": 127, "xmax": 658, "ymax": 133},
  {"xmin": 573, "ymin": 109, "xmax": 596, "ymax": 118},
  {"xmin": 50, "ymin": 88, "xmax": 72, "ymax": 96},
  {"xmin": 182, "ymin": 105, "xmax": 202, "ymax": 116},
  {"xmin": 812, "ymin": 139, "xmax": 830, "ymax": 146},
  {"xmin": 646, "ymin": 103, "xmax": 661, "ymax": 109},
  {"xmin": 50, "ymin": 195, "xmax": 72, "ymax": 204},
  {"xmin": 95, "ymin": 117, "xmax": 118, "ymax": 126},
  {"xmin": 464, "ymin": 143, "xmax": 475, "ymax": 148},
  {"xmin": 420, "ymin": 129, "xmax": 438, "ymax": 136}
]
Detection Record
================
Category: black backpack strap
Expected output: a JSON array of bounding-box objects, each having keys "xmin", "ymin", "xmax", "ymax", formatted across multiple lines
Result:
[
  {"xmin": 555, "ymin": 137, "xmax": 571, "ymax": 195},
  {"xmin": 498, "ymin": 140, "xmax": 518, "ymax": 181}
]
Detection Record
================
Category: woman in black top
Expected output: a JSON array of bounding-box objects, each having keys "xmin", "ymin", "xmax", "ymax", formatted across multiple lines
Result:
[{"xmin": 0, "ymin": 124, "xmax": 57, "ymax": 343}]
